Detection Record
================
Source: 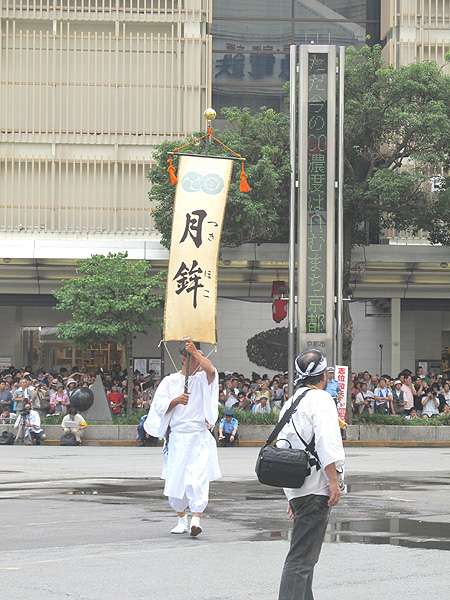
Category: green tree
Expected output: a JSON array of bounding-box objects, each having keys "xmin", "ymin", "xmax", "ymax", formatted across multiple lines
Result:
[
  {"xmin": 342, "ymin": 45, "xmax": 450, "ymax": 381},
  {"xmin": 53, "ymin": 252, "xmax": 166, "ymax": 415},
  {"xmin": 149, "ymin": 107, "xmax": 291, "ymax": 248}
]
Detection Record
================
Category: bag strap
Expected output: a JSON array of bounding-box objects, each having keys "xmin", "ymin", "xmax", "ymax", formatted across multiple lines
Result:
[
  {"xmin": 291, "ymin": 423, "xmax": 321, "ymax": 470},
  {"xmin": 264, "ymin": 388, "xmax": 310, "ymax": 447}
]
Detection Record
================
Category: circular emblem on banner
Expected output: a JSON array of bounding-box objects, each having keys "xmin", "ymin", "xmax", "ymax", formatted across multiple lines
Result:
[
  {"xmin": 181, "ymin": 172, "xmax": 224, "ymax": 195},
  {"xmin": 200, "ymin": 173, "xmax": 224, "ymax": 195},
  {"xmin": 181, "ymin": 172, "xmax": 202, "ymax": 192}
]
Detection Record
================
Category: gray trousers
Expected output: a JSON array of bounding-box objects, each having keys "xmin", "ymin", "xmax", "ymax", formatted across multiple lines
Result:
[{"xmin": 278, "ymin": 494, "xmax": 330, "ymax": 600}]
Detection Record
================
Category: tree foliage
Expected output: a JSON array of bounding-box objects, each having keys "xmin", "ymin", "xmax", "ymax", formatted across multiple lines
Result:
[
  {"xmin": 53, "ymin": 253, "xmax": 166, "ymax": 415},
  {"xmin": 343, "ymin": 44, "xmax": 450, "ymax": 247},
  {"xmin": 340, "ymin": 44, "xmax": 450, "ymax": 373},
  {"xmin": 53, "ymin": 252, "xmax": 165, "ymax": 346},
  {"xmin": 149, "ymin": 107, "xmax": 291, "ymax": 249}
]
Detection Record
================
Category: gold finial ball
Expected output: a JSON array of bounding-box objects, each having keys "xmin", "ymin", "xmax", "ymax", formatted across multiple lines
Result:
[{"xmin": 204, "ymin": 108, "xmax": 217, "ymax": 121}]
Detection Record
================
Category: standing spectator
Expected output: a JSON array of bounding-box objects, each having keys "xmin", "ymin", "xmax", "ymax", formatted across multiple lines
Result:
[
  {"xmin": 0, "ymin": 381, "xmax": 13, "ymax": 412},
  {"xmin": 416, "ymin": 366, "xmax": 428, "ymax": 383},
  {"xmin": 61, "ymin": 407, "xmax": 87, "ymax": 445},
  {"xmin": 369, "ymin": 374, "xmax": 379, "ymax": 392},
  {"xmin": 132, "ymin": 383, "xmax": 143, "ymax": 408},
  {"xmin": 50, "ymin": 384, "xmax": 70, "ymax": 414},
  {"xmin": 108, "ymin": 384, "xmax": 124, "ymax": 415},
  {"xmin": 440, "ymin": 382, "xmax": 450, "ymax": 408},
  {"xmin": 271, "ymin": 380, "xmax": 284, "ymax": 411},
  {"xmin": 354, "ymin": 382, "xmax": 374, "ymax": 414},
  {"xmin": 373, "ymin": 378, "xmax": 393, "ymax": 414},
  {"xmin": 66, "ymin": 379, "xmax": 78, "ymax": 398},
  {"xmin": 32, "ymin": 381, "xmax": 52, "ymax": 417},
  {"xmin": 231, "ymin": 378, "xmax": 241, "ymax": 395},
  {"xmin": 218, "ymin": 410, "xmax": 239, "ymax": 446},
  {"xmin": 282, "ymin": 384, "xmax": 289, "ymax": 407},
  {"xmin": 49, "ymin": 378, "xmax": 59, "ymax": 396},
  {"xmin": 392, "ymin": 380, "xmax": 406, "ymax": 415},
  {"xmin": 12, "ymin": 378, "xmax": 35, "ymax": 412},
  {"xmin": 422, "ymin": 388, "xmax": 440, "ymax": 418},
  {"xmin": 413, "ymin": 376, "xmax": 426, "ymax": 413},
  {"xmin": 253, "ymin": 381, "xmax": 271, "ymax": 406},
  {"xmin": 401, "ymin": 374, "xmax": 415, "ymax": 413},
  {"xmin": 223, "ymin": 380, "xmax": 239, "ymax": 408}
]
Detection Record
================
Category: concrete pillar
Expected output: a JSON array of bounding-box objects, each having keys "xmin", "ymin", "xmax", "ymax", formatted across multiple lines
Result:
[{"xmin": 391, "ymin": 298, "xmax": 401, "ymax": 377}]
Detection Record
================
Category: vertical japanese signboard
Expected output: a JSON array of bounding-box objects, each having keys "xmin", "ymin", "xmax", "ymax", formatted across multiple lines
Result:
[
  {"xmin": 335, "ymin": 364, "xmax": 348, "ymax": 422},
  {"xmin": 297, "ymin": 46, "xmax": 336, "ymax": 361},
  {"xmin": 164, "ymin": 155, "xmax": 233, "ymax": 345}
]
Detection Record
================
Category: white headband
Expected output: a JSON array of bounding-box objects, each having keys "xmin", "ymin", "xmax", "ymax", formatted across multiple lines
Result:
[{"xmin": 294, "ymin": 352, "xmax": 327, "ymax": 387}]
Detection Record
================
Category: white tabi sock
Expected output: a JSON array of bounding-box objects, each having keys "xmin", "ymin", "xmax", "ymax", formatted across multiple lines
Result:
[
  {"xmin": 171, "ymin": 515, "xmax": 188, "ymax": 534},
  {"xmin": 190, "ymin": 516, "xmax": 202, "ymax": 537}
]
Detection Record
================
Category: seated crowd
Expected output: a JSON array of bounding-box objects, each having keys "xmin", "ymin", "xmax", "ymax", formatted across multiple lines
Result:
[
  {"xmin": 0, "ymin": 364, "xmax": 161, "ymax": 425},
  {"xmin": 351, "ymin": 367, "xmax": 450, "ymax": 419},
  {"xmin": 217, "ymin": 371, "xmax": 290, "ymax": 413},
  {"xmin": 1, "ymin": 364, "xmax": 449, "ymax": 430}
]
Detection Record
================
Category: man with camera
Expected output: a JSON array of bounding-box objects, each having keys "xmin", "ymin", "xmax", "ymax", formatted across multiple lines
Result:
[
  {"xmin": 354, "ymin": 381, "xmax": 374, "ymax": 414},
  {"xmin": 14, "ymin": 403, "xmax": 47, "ymax": 445},
  {"xmin": 12, "ymin": 378, "xmax": 35, "ymax": 412},
  {"xmin": 277, "ymin": 348, "xmax": 345, "ymax": 600},
  {"xmin": 422, "ymin": 388, "xmax": 440, "ymax": 418}
]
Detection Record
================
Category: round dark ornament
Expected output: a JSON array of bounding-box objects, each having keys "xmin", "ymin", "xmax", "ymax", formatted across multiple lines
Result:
[
  {"xmin": 246, "ymin": 327, "xmax": 290, "ymax": 372},
  {"xmin": 70, "ymin": 387, "xmax": 94, "ymax": 411}
]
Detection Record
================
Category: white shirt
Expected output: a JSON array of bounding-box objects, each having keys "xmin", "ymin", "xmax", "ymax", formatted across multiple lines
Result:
[
  {"xmin": 14, "ymin": 409, "xmax": 43, "ymax": 433},
  {"xmin": 355, "ymin": 389, "xmax": 374, "ymax": 406},
  {"xmin": 278, "ymin": 386, "xmax": 345, "ymax": 500}
]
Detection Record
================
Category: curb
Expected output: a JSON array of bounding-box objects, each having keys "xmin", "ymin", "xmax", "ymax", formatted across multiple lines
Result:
[{"xmin": 39, "ymin": 439, "xmax": 450, "ymax": 448}]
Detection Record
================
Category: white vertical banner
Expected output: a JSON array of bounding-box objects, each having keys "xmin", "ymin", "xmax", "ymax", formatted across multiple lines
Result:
[
  {"xmin": 335, "ymin": 364, "xmax": 348, "ymax": 422},
  {"xmin": 164, "ymin": 154, "xmax": 233, "ymax": 345}
]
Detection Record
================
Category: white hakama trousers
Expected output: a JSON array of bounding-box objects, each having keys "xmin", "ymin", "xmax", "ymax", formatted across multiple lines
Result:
[
  {"xmin": 169, "ymin": 484, "xmax": 208, "ymax": 514},
  {"xmin": 165, "ymin": 427, "xmax": 221, "ymax": 514}
]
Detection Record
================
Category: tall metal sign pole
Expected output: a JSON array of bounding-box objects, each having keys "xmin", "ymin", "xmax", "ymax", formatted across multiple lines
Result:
[
  {"xmin": 287, "ymin": 44, "xmax": 297, "ymax": 397},
  {"xmin": 289, "ymin": 44, "xmax": 344, "ymax": 367}
]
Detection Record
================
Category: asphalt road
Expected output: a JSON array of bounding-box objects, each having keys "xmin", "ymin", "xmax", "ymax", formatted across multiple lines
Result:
[{"xmin": 1, "ymin": 446, "xmax": 450, "ymax": 599}]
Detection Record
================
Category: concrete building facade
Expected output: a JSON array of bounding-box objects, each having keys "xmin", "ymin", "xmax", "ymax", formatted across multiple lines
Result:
[{"xmin": 0, "ymin": 0, "xmax": 449, "ymax": 379}]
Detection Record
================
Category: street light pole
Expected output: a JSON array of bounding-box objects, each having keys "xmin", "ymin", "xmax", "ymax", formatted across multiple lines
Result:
[{"xmin": 379, "ymin": 344, "xmax": 383, "ymax": 375}]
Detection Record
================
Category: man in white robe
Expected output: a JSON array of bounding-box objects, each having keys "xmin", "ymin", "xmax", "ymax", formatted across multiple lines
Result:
[{"xmin": 145, "ymin": 339, "xmax": 221, "ymax": 536}]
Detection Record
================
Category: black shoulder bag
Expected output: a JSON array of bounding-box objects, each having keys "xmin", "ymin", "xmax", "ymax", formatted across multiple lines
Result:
[{"xmin": 255, "ymin": 388, "xmax": 321, "ymax": 488}]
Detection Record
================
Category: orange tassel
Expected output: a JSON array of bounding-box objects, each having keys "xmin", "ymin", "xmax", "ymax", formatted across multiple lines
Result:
[
  {"xmin": 167, "ymin": 156, "xmax": 177, "ymax": 185},
  {"xmin": 240, "ymin": 163, "xmax": 251, "ymax": 192}
]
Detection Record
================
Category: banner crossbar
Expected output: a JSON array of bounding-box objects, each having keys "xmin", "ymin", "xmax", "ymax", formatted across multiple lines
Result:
[{"xmin": 168, "ymin": 152, "xmax": 245, "ymax": 162}]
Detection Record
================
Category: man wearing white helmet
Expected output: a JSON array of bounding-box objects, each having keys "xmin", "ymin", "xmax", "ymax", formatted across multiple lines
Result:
[{"xmin": 278, "ymin": 348, "xmax": 345, "ymax": 600}]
